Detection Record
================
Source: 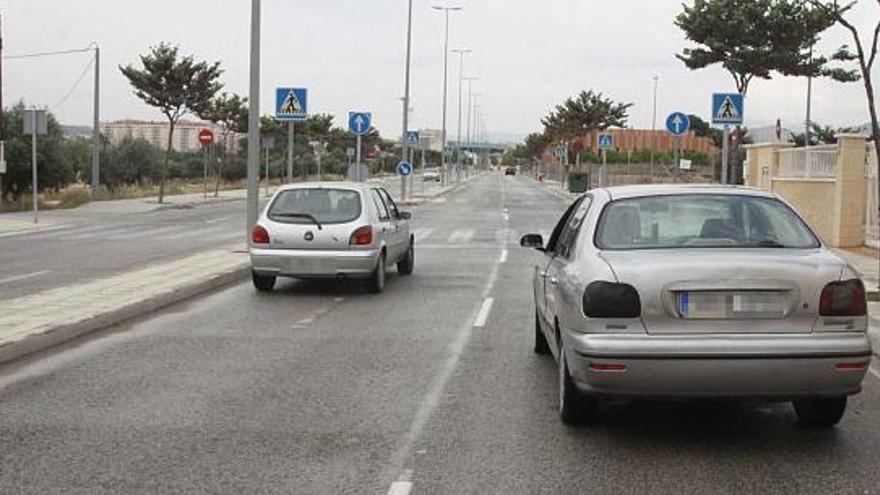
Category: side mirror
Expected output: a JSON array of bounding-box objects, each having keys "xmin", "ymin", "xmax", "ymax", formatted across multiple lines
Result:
[
  {"xmin": 520, "ymin": 233, "xmax": 544, "ymax": 250},
  {"xmin": 399, "ymin": 211, "xmax": 412, "ymax": 220}
]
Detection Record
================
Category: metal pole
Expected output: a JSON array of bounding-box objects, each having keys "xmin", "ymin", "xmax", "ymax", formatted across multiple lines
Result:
[
  {"xmin": 601, "ymin": 148, "xmax": 607, "ymax": 188},
  {"xmin": 91, "ymin": 45, "xmax": 100, "ymax": 192},
  {"xmin": 650, "ymin": 76, "xmax": 658, "ymax": 182},
  {"xmin": 0, "ymin": 10, "xmax": 4, "ymax": 211},
  {"xmin": 721, "ymin": 125, "xmax": 730, "ymax": 184},
  {"xmin": 32, "ymin": 109, "xmax": 38, "ymax": 224},
  {"xmin": 805, "ymin": 44, "xmax": 813, "ymax": 147},
  {"xmin": 246, "ymin": 0, "xmax": 261, "ymax": 244},
  {"xmin": 287, "ymin": 121, "xmax": 294, "ymax": 183},
  {"xmin": 454, "ymin": 51, "xmax": 468, "ymax": 183},
  {"xmin": 203, "ymin": 145, "xmax": 208, "ymax": 199},
  {"xmin": 401, "ymin": 0, "xmax": 414, "ymax": 201},
  {"xmin": 356, "ymin": 134, "xmax": 362, "ymax": 182},
  {"xmin": 435, "ymin": 7, "xmax": 454, "ymax": 187},
  {"xmin": 265, "ymin": 146, "xmax": 270, "ymax": 197}
]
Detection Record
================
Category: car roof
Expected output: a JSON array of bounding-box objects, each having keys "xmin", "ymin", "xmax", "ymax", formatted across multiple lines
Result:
[
  {"xmin": 600, "ymin": 183, "xmax": 776, "ymax": 201},
  {"xmin": 275, "ymin": 182, "xmax": 382, "ymax": 193}
]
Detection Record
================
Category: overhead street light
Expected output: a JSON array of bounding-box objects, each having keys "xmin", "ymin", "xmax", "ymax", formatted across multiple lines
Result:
[
  {"xmin": 451, "ymin": 48, "xmax": 472, "ymax": 182},
  {"xmin": 432, "ymin": 5, "xmax": 462, "ymax": 186}
]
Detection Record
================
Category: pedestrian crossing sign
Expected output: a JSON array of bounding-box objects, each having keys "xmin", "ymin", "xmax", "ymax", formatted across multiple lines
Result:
[
  {"xmin": 712, "ymin": 93, "xmax": 744, "ymax": 125},
  {"xmin": 276, "ymin": 87, "xmax": 308, "ymax": 122}
]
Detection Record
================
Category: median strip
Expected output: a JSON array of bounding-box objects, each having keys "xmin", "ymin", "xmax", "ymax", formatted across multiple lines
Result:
[{"xmin": 0, "ymin": 246, "xmax": 249, "ymax": 366}]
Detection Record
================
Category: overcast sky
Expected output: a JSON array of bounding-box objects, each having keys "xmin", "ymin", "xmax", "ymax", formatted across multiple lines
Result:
[{"xmin": 4, "ymin": 0, "xmax": 880, "ymax": 141}]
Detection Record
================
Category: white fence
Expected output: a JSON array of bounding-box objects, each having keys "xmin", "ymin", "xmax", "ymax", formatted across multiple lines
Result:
[
  {"xmin": 867, "ymin": 148, "xmax": 879, "ymax": 248},
  {"xmin": 777, "ymin": 145, "xmax": 838, "ymax": 179}
]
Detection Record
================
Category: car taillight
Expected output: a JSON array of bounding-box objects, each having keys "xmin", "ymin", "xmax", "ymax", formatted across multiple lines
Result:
[
  {"xmin": 251, "ymin": 225, "xmax": 270, "ymax": 245},
  {"xmin": 819, "ymin": 279, "xmax": 866, "ymax": 317},
  {"xmin": 350, "ymin": 226, "xmax": 373, "ymax": 246},
  {"xmin": 582, "ymin": 281, "xmax": 641, "ymax": 318}
]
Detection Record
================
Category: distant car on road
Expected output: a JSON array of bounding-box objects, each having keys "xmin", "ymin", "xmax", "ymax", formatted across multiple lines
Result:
[
  {"xmin": 423, "ymin": 167, "xmax": 441, "ymax": 182},
  {"xmin": 505, "ymin": 167, "xmax": 517, "ymax": 176},
  {"xmin": 521, "ymin": 184, "xmax": 871, "ymax": 427},
  {"xmin": 250, "ymin": 183, "xmax": 414, "ymax": 293}
]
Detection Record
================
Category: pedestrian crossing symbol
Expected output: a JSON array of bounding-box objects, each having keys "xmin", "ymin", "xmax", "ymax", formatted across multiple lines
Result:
[
  {"xmin": 275, "ymin": 87, "xmax": 308, "ymax": 122},
  {"xmin": 711, "ymin": 93, "xmax": 744, "ymax": 125}
]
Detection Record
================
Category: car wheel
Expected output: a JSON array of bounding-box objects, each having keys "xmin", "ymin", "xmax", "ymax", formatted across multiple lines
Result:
[
  {"xmin": 558, "ymin": 343, "xmax": 597, "ymax": 425},
  {"xmin": 793, "ymin": 397, "xmax": 847, "ymax": 428},
  {"xmin": 369, "ymin": 253, "xmax": 386, "ymax": 294},
  {"xmin": 252, "ymin": 271, "xmax": 276, "ymax": 292},
  {"xmin": 534, "ymin": 312, "xmax": 550, "ymax": 355},
  {"xmin": 397, "ymin": 240, "xmax": 415, "ymax": 275}
]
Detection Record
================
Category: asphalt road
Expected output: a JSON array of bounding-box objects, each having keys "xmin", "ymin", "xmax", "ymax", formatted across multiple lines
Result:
[{"xmin": 1, "ymin": 173, "xmax": 879, "ymax": 494}]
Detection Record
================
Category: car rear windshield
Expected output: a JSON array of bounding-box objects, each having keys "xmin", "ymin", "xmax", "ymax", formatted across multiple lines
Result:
[
  {"xmin": 595, "ymin": 194, "xmax": 820, "ymax": 250},
  {"xmin": 268, "ymin": 188, "xmax": 362, "ymax": 225}
]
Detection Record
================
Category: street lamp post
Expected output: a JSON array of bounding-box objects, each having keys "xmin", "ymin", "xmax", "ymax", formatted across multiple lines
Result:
[
  {"xmin": 451, "ymin": 48, "xmax": 472, "ymax": 183},
  {"xmin": 432, "ymin": 5, "xmax": 461, "ymax": 187},
  {"xmin": 650, "ymin": 75, "xmax": 658, "ymax": 182},
  {"xmin": 246, "ymin": 0, "xmax": 261, "ymax": 245},
  {"xmin": 401, "ymin": 0, "xmax": 414, "ymax": 201},
  {"xmin": 466, "ymin": 87, "xmax": 479, "ymax": 168}
]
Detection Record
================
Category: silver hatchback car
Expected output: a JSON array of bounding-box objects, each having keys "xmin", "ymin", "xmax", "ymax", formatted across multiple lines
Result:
[
  {"xmin": 521, "ymin": 185, "xmax": 871, "ymax": 427},
  {"xmin": 250, "ymin": 183, "xmax": 414, "ymax": 293}
]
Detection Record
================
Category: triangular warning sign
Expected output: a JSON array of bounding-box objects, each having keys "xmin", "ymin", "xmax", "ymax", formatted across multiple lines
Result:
[
  {"xmin": 716, "ymin": 95, "xmax": 739, "ymax": 120},
  {"xmin": 280, "ymin": 90, "xmax": 304, "ymax": 115}
]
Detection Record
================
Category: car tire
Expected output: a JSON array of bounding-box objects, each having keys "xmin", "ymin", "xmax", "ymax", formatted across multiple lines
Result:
[
  {"xmin": 793, "ymin": 397, "xmax": 847, "ymax": 428},
  {"xmin": 534, "ymin": 312, "xmax": 551, "ymax": 355},
  {"xmin": 397, "ymin": 240, "xmax": 415, "ymax": 275},
  {"xmin": 558, "ymin": 344, "xmax": 598, "ymax": 425},
  {"xmin": 369, "ymin": 253, "xmax": 386, "ymax": 294},
  {"xmin": 252, "ymin": 271, "xmax": 276, "ymax": 292}
]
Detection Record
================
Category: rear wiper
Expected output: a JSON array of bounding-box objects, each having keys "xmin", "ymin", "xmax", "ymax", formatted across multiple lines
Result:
[{"xmin": 270, "ymin": 213, "xmax": 323, "ymax": 230}]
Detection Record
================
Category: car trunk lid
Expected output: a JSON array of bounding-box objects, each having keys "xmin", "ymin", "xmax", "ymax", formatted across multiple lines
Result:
[
  {"xmin": 265, "ymin": 220, "xmax": 355, "ymax": 251},
  {"xmin": 600, "ymin": 249, "xmax": 843, "ymax": 335}
]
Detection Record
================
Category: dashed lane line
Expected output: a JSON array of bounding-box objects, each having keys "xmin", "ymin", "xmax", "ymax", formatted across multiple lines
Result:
[
  {"xmin": 0, "ymin": 270, "xmax": 51, "ymax": 286},
  {"xmin": 473, "ymin": 298, "xmax": 495, "ymax": 328}
]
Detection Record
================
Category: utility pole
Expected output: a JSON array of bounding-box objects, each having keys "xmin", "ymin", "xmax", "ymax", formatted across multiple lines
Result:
[
  {"xmin": 805, "ymin": 44, "xmax": 814, "ymax": 147},
  {"xmin": 401, "ymin": 0, "xmax": 414, "ymax": 201},
  {"xmin": 466, "ymin": 86, "xmax": 479, "ymax": 167},
  {"xmin": 650, "ymin": 76, "xmax": 658, "ymax": 182},
  {"xmin": 0, "ymin": 9, "xmax": 4, "ymax": 211},
  {"xmin": 452, "ymin": 49, "xmax": 472, "ymax": 183},
  {"xmin": 247, "ymin": 0, "xmax": 262, "ymax": 244},
  {"xmin": 432, "ymin": 6, "xmax": 461, "ymax": 187},
  {"xmin": 91, "ymin": 44, "xmax": 101, "ymax": 192}
]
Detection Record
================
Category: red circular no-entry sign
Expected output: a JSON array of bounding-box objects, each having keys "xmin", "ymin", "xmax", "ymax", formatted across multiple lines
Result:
[{"xmin": 198, "ymin": 129, "xmax": 215, "ymax": 147}]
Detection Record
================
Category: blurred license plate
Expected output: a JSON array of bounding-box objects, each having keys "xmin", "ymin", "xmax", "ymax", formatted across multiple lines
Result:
[{"xmin": 678, "ymin": 292, "xmax": 785, "ymax": 319}]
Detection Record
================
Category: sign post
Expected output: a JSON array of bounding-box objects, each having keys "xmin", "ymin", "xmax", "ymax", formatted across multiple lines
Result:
[
  {"xmin": 666, "ymin": 112, "xmax": 690, "ymax": 181},
  {"xmin": 275, "ymin": 87, "xmax": 308, "ymax": 183},
  {"xmin": 198, "ymin": 129, "xmax": 214, "ymax": 199},
  {"xmin": 711, "ymin": 93, "xmax": 744, "ymax": 184},
  {"xmin": 23, "ymin": 109, "xmax": 47, "ymax": 224},
  {"xmin": 349, "ymin": 112, "xmax": 372, "ymax": 183},
  {"xmin": 0, "ymin": 141, "xmax": 5, "ymax": 213},
  {"xmin": 598, "ymin": 133, "xmax": 614, "ymax": 188}
]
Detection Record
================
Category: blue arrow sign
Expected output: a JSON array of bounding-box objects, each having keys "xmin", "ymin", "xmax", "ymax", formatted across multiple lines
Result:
[
  {"xmin": 712, "ymin": 93, "xmax": 744, "ymax": 125},
  {"xmin": 348, "ymin": 112, "xmax": 372, "ymax": 136},
  {"xmin": 397, "ymin": 161, "xmax": 413, "ymax": 176},
  {"xmin": 406, "ymin": 131, "xmax": 420, "ymax": 146},
  {"xmin": 666, "ymin": 112, "xmax": 690, "ymax": 136},
  {"xmin": 598, "ymin": 133, "xmax": 614, "ymax": 150},
  {"xmin": 275, "ymin": 87, "xmax": 308, "ymax": 122},
  {"xmin": 554, "ymin": 146, "xmax": 566, "ymax": 158}
]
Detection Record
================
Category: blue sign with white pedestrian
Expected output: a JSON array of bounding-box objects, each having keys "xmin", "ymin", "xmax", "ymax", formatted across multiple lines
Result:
[
  {"xmin": 598, "ymin": 134, "xmax": 614, "ymax": 150},
  {"xmin": 276, "ymin": 88, "xmax": 308, "ymax": 122},
  {"xmin": 396, "ymin": 161, "xmax": 413, "ymax": 177},
  {"xmin": 406, "ymin": 131, "xmax": 420, "ymax": 146},
  {"xmin": 666, "ymin": 112, "xmax": 690, "ymax": 136},
  {"xmin": 348, "ymin": 112, "xmax": 372, "ymax": 136},
  {"xmin": 712, "ymin": 93, "xmax": 744, "ymax": 125}
]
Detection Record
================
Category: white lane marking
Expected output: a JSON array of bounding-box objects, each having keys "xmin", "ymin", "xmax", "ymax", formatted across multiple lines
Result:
[
  {"xmin": 111, "ymin": 225, "xmax": 186, "ymax": 240},
  {"xmin": 473, "ymin": 298, "xmax": 495, "ymax": 328},
  {"xmin": 413, "ymin": 228, "xmax": 434, "ymax": 241},
  {"xmin": 0, "ymin": 225, "xmax": 70, "ymax": 239},
  {"xmin": 499, "ymin": 249, "xmax": 508, "ymax": 263},
  {"xmin": 870, "ymin": 365, "xmax": 880, "ymax": 380},
  {"xmin": 0, "ymin": 270, "xmax": 51, "ymax": 286},
  {"xmin": 431, "ymin": 197, "xmax": 447, "ymax": 204},
  {"xmin": 206, "ymin": 215, "xmax": 231, "ymax": 224},
  {"xmin": 447, "ymin": 229, "xmax": 474, "ymax": 243},
  {"xmin": 387, "ymin": 481, "xmax": 413, "ymax": 495}
]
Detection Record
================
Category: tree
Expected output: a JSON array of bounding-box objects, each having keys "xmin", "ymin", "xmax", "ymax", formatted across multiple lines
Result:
[
  {"xmin": 541, "ymin": 90, "xmax": 631, "ymax": 171},
  {"xmin": 120, "ymin": 43, "xmax": 223, "ymax": 203},
  {"xmin": 676, "ymin": 0, "xmax": 840, "ymax": 182},
  {"xmin": 199, "ymin": 93, "xmax": 247, "ymax": 196},
  {"xmin": 688, "ymin": 114, "xmax": 724, "ymax": 148}
]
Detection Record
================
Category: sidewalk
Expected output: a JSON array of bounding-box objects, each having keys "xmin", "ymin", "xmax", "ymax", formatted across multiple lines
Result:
[{"xmin": 0, "ymin": 246, "xmax": 248, "ymax": 365}]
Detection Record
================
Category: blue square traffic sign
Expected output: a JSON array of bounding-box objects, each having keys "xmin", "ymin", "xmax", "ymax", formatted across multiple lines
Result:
[
  {"xmin": 598, "ymin": 133, "xmax": 614, "ymax": 150},
  {"xmin": 276, "ymin": 87, "xmax": 308, "ymax": 122},
  {"xmin": 712, "ymin": 93, "xmax": 744, "ymax": 125}
]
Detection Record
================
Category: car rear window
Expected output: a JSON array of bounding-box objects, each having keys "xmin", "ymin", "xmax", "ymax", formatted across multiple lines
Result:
[
  {"xmin": 268, "ymin": 188, "xmax": 362, "ymax": 225},
  {"xmin": 595, "ymin": 194, "xmax": 820, "ymax": 250}
]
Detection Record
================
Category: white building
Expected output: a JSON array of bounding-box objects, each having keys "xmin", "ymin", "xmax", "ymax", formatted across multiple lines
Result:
[{"xmin": 100, "ymin": 120, "xmax": 241, "ymax": 153}]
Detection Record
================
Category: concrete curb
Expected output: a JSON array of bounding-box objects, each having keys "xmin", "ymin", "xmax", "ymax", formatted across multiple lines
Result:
[
  {"xmin": 0, "ymin": 265, "xmax": 249, "ymax": 366},
  {"xmin": 399, "ymin": 175, "xmax": 480, "ymax": 206}
]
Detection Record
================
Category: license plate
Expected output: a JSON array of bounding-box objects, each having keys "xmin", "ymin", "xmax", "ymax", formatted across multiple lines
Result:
[{"xmin": 678, "ymin": 291, "xmax": 785, "ymax": 319}]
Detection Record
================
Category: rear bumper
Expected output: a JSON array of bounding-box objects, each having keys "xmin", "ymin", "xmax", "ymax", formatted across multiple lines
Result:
[
  {"xmin": 562, "ymin": 331, "xmax": 872, "ymax": 400},
  {"xmin": 250, "ymin": 247, "xmax": 380, "ymax": 279}
]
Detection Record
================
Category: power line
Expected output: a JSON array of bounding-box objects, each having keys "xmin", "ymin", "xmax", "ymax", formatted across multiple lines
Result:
[
  {"xmin": 3, "ymin": 47, "xmax": 92, "ymax": 60},
  {"xmin": 49, "ymin": 53, "xmax": 95, "ymax": 111}
]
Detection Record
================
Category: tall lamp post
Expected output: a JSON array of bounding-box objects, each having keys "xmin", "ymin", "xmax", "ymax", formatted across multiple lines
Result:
[
  {"xmin": 400, "ymin": 0, "xmax": 414, "ymax": 200},
  {"xmin": 432, "ymin": 5, "xmax": 462, "ymax": 186},
  {"xmin": 451, "ymin": 48, "xmax": 472, "ymax": 182},
  {"xmin": 246, "ymin": 0, "xmax": 261, "ymax": 245}
]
